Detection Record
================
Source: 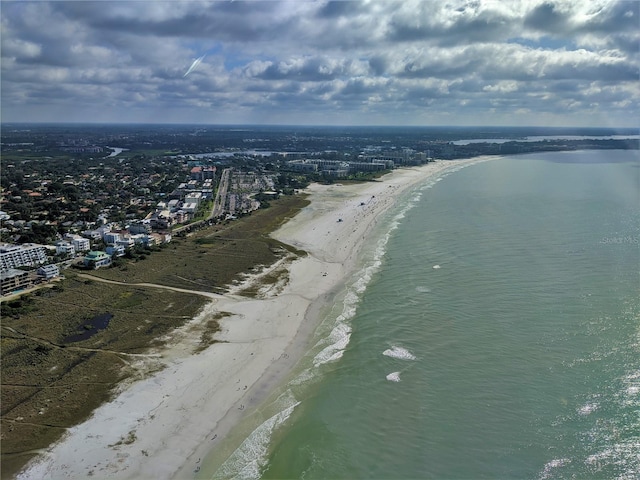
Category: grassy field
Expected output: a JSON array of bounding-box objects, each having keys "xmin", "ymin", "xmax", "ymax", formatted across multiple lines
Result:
[
  {"xmin": 0, "ymin": 194, "xmax": 309, "ymax": 479},
  {"xmin": 88, "ymin": 195, "xmax": 308, "ymax": 290}
]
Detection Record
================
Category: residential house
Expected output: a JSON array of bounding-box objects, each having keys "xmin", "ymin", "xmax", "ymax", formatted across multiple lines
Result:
[{"xmin": 83, "ymin": 251, "xmax": 112, "ymax": 269}]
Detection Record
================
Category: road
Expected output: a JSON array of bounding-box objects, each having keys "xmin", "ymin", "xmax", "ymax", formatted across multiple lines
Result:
[
  {"xmin": 210, "ymin": 167, "xmax": 231, "ymax": 219},
  {"xmin": 172, "ymin": 167, "xmax": 232, "ymax": 234}
]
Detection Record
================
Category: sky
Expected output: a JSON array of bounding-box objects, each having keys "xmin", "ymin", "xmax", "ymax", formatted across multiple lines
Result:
[{"xmin": 1, "ymin": 0, "xmax": 639, "ymax": 127}]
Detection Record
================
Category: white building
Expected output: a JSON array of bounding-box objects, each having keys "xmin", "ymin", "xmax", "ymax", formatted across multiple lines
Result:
[
  {"xmin": 68, "ymin": 235, "xmax": 90, "ymax": 252},
  {"xmin": 55, "ymin": 240, "xmax": 76, "ymax": 257},
  {"xmin": 185, "ymin": 192, "xmax": 202, "ymax": 206},
  {"xmin": 182, "ymin": 202, "xmax": 198, "ymax": 214},
  {"xmin": 37, "ymin": 264, "xmax": 60, "ymax": 279},
  {"xmin": 0, "ymin": 243, "xmax": 48, "ymax": 270}
]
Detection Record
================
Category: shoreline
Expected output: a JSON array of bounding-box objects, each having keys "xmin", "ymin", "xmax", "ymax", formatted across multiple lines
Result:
[{"xmin": 16, "ymin": 158, "xmax": 496, "ymax": 480}]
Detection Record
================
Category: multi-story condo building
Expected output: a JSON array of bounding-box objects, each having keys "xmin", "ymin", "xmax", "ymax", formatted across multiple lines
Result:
[
  {"xmin": 64, "ymin": 234, "xmax": 91, "ymax": 252},
  {"xmin": 0, "ymin": 244, "xmax": 48, "ymax": 271},
  {"xmin": 190, "ymin": 166, "xmax": 217, "ymax": 181},
  {"xmin": 185, "ymin": 192, "xmax": 202, "ymax": 206},
  {"xmin": 55, "ymin": 240, "xmax": 76, "ymax": 257},
  {"xmin": 1, "ymin": 268, "xmax": 33, "ymax": 296}
]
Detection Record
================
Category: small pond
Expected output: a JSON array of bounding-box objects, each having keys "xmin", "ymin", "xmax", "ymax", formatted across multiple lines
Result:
[{"xmin": 63, "ymin": 313, "xmax": 113, "ymax": 343}]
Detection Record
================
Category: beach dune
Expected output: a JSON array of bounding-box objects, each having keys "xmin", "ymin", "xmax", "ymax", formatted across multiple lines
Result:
[{"xmin": 17, "ymin": 159, "xmax": 488, "ymax": 480}]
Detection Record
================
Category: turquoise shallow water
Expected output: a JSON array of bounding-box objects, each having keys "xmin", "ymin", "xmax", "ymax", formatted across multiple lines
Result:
[{"xmin": 212, "ymin": 150, "xmax": 639, "ymax": 480}]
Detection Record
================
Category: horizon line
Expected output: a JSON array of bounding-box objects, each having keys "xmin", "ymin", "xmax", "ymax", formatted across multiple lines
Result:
[{"xmin": 1, "ymin": 121, "xmax": 637, "ymax": 131}]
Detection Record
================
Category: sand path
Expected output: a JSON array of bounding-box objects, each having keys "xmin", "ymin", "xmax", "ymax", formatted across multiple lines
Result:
[{"xmin": 76, "ymin": 273, "xmax": 226, "ymax": 300}]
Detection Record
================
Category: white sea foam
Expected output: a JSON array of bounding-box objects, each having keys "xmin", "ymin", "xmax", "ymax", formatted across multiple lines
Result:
[
  {"xmin": 383, "ymin": 346, "xmax": 417, "ymax": 361},
  {"xmin": 354, "ymin": 272, "xmax": 372, "ymax": 294},
  {"xmin": 289, "ymin": 368, "xmax": 315, "ymax": 386},
  {"xmin": 539, "ymin": 458, "xmax": 571, "ymax": 480},
  {"xmin": 213, "ymin": 398, "xmax": 300, "ymax": 480},
  {"xmin": 584, "ymin": 440, "xmax": 640, "ymax": 479},
  {"xmin": 415, "ymin": 286, "xmax": 431, "ymax": 293},
  {"xmin": 313, "ymin": 322, "xmax": 352, "ymax": 367},
  {"xmin": 621, "ymin": 369, "xmax": 640, "ymax": 405},
  {"xmin": 585, "ymin": 448, "xmax": 612, "ymax": 466},
  {"xmin": 578, "ymin": 402, "xmax": 599, "ymax": 415},
  {"xmin": 312, "ymin": 201, "xmax": 402, "ymax": 369},
  {"xmin": 386, "ymin": 372, "xmax": 401, "ymax": 382}
]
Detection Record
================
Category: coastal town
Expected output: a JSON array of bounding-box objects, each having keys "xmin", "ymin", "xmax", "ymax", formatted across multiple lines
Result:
[
  {"xmin": 0, "ymin": 125, "xmax": 443, "ymax": 297},
  {"xmin": 1, "ymin": 124, "xmax": 637, "ymax": 479},
  {"xmin": 1, "ymin": 124, "xmax": 635, "ymax": 298}
]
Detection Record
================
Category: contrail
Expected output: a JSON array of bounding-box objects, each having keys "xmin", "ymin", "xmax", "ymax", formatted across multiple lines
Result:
[{"xmin": 184, "ymin": 54, "xmax": 206, "ymax": 77}]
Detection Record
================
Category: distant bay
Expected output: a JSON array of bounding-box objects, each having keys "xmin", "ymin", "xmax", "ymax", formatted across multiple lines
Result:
[{"xmin": 452, "ymin": 134, "xmax": 640, "ymax": 145}]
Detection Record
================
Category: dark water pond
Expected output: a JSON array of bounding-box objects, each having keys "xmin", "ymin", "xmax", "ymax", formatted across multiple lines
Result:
[{"xmin": 63, "ymin": 313, "xmax": 113, "ymax": 343}]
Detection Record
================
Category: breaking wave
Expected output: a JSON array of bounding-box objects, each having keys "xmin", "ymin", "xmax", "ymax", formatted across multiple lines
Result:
[{"xmin": 383, "ymin": 346, "xmax": 417, "ymax": 361}]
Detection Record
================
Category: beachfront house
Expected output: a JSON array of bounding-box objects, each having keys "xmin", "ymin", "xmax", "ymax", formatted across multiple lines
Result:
[{"xmin": 83, "ymin": 251, "xmax": 112, "ymax": 269}]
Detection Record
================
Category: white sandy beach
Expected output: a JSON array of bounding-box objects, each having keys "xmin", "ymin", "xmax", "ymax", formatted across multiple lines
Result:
[{"xmin": 16, "ymin": 158, "xmax": 493, "ymax": 480}]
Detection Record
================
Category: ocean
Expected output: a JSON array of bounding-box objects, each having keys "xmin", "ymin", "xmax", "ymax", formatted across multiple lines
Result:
[{"xmin": 209, "ymin": 149, "xmax": 639, "ymax": 480}]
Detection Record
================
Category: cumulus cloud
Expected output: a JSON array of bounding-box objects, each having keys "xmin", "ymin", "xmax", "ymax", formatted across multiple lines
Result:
[{"xmin": 1, "ymin": 0, "xmax": 638, "ymax": 126}]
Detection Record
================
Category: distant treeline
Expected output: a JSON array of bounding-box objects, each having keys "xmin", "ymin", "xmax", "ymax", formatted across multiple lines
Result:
[{"xmin": 1, "ymin": 124, "xmax": 637, "ymax": 158}]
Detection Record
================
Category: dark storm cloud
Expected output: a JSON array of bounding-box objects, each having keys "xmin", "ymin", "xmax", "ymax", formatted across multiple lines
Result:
[
  {"xmin": 317, "ymin": 0, "xmax": 366, "ymax": 19},
  {"xmin": 523, "ymin": 0, "xmax": 639, "ymax": 36},
  {"xmin": 582, "ymin": 0, "xmax": 639, "ymax": 34},
  {"xmin": 50, "ymin": 1, "xmax": 294, "ymax": 42},
  {"xmin": 368, "ymin": 56, "xmax": 388, "ymax": 76},
  {"xmin": 524, "ymin": 2, "xmax": 570, "ymax": 34},
  {"xmin": 388, "ymin": 8, "xmax": 515, "ymax": 45}
]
